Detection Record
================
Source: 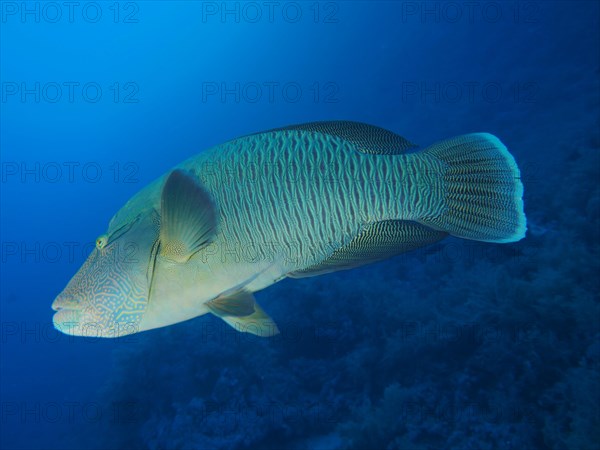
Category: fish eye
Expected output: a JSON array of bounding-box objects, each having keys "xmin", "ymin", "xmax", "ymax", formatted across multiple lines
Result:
[{"xmin": 95, "ymin": 234, "xmax": 108, "ymax": 250}]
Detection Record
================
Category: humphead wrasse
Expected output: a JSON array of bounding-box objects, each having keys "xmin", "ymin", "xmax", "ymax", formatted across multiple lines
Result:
[{"xmin": 52, "ymin": 122, "xmax": 526, "ymax": 337}]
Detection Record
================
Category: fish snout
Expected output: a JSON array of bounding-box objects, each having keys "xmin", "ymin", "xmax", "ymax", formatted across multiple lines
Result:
[{"xmin": 51, "ymin": 293, "xmax": 82, "ymax": 311}]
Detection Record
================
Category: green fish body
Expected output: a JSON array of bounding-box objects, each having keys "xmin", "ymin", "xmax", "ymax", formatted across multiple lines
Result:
[{"xmin": 52, "ymin": 122, "xmax": 526, "ymax": 338}]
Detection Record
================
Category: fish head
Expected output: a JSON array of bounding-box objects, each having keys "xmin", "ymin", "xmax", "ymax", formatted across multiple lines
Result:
[{"xmin": 52, "ymin": 211, "xmax": 160, "ymax": 338}]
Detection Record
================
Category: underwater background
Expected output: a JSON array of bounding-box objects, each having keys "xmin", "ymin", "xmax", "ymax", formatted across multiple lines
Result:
[{"xmin": 1, "ymin": 1, "xmax": 599, "ymax": 449}]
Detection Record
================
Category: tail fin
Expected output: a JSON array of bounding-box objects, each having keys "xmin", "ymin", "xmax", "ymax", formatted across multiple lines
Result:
[{"xmin": 419, "ymin": 133, "xmax": 526, "ymax": 243}]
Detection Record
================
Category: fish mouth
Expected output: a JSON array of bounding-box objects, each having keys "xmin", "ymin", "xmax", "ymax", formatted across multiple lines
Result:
[
  {"xmin": 51, "ymin": 304, "xmax": 82, "ymax": 312},
  {"xmin": 52, "ymin": 308, "xmax": 82, "ymax": 320},
  {"xmin": 52, "ymin": 308, "xmax": 84, "ymax": 335},
  {"xmin": 52, "ymin": 295, "xmax": 85, "ymax": 335},
  {"xmin": 51, "ymin": 295, "xmax": 82, "ymax": 312},
  {"xmin": 52, "ymin": 298, "xmax": 111, "ymax": 338}
]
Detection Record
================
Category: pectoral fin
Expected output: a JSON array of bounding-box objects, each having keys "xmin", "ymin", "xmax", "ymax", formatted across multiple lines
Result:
[
  {"xmin": 207, "ymin": 291, "xmax": 279, "ymax": 337},
  {"xmin": 159, "ymin": 169, "xmax": 218, "ymax": 263}
]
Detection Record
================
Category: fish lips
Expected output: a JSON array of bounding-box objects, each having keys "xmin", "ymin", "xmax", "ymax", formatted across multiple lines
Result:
[
  {"xmin": 52, "ymin": 307, "xmax": 84, "ymax": 335},
  {"xmin": 52, "ymin": 295, "xmax": 89, "ymax": 335},
  {"xmin": 51, "ymin": 294, "xmax": 81, "ymax": 312}
]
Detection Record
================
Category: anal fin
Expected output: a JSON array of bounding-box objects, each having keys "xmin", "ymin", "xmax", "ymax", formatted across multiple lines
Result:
[{"xmin": 289, "ymin": 220, "xmax": 448, "ymax": 278}]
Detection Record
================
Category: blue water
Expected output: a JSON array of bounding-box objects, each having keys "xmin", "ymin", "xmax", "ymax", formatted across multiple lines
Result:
[{"xmin": 1, "ymin": 2, "xmax": 598, "ymax": 449}]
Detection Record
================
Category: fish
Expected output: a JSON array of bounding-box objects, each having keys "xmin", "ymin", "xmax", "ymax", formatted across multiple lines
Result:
[{"xmin": 51, "ymin": 121, "xmax": 526, "ymax": 338}]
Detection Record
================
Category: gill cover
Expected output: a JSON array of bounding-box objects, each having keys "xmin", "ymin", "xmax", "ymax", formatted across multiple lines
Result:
[{"xmin": 145, "ymin": 169, "xmax": 219, "ymax": 308}]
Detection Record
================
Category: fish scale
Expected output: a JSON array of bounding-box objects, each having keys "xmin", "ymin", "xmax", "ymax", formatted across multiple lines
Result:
[{"xmin": 187, "ymin": 130, "xmax": 420, "ymax": 276}]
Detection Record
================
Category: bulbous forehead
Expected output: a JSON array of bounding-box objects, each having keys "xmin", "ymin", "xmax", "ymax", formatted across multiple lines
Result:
[{"xmin": 107, "ymin": 176, "xmax": 164, "ymax": 236}]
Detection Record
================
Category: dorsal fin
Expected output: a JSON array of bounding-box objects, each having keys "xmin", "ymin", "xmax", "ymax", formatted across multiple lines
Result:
[
  {"xmin": 289, "ymin": 220, "xmax": 447, "ymax": 278},
  {"xmin": 265, "ymin": 121, "xmax": 418, "ymax": 155}
]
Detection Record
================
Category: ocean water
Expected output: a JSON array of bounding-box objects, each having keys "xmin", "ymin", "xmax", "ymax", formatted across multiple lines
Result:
[{"xmin": 1, "ymin": 1, "xmax": 599, "ymax": 449}]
